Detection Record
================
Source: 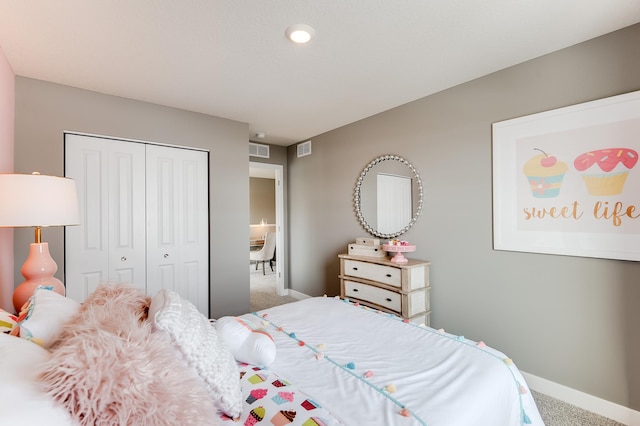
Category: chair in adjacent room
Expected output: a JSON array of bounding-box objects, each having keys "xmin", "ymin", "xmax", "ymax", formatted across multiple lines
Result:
[{"xmin": 250, "ymin": 232, "xmax": 276, "ymax": 275}]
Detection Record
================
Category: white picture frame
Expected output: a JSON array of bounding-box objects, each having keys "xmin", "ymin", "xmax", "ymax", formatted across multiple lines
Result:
[{"xmin": 492, "ymin": 89, "xmax": 640, "ymax": 261}]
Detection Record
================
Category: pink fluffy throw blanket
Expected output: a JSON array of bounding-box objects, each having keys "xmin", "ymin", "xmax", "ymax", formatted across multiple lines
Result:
[{"xmin": 38, "ymin": 284, "xmax": 219, "ymax": 425}]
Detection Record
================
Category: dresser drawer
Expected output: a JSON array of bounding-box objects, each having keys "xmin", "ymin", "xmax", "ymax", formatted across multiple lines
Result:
[
  {"xmin": 343, "ymin": 259, "xmax": 401, "ymax": 288},
  {"xmin": 343, "ymin": 280, "xmax": 401, "ymax": 313},
  {"xmin": 339, "ymin": 253, "xmax": 431, "ymax": 323}
]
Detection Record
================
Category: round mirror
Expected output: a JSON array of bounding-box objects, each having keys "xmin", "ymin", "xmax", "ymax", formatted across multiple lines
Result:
[{"xmin": 354, "ymin": 155, "xmax": 423, "ymax": 238}]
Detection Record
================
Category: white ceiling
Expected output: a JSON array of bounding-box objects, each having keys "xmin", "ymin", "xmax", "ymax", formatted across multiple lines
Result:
[{"xmin": 0, "ymin": 1, "xmax": 639, "ymax": 147}]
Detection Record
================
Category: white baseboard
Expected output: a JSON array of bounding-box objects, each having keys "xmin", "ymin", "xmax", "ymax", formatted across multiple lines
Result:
[
  {"xmin": 286, "ymin": 289, "xmax": 311, "ymax": 300},
  {"xmin": 522, "ymin": 372, "xmax": 640, "ymax": 426}
]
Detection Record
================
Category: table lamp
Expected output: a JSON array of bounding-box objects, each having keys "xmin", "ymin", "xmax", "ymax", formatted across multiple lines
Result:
[{"xmin": 0, "ymin": 172, "xmax": 80, "ymax": 312}]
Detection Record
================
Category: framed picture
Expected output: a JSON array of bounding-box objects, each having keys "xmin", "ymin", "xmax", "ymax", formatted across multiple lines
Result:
[{"xmin": 492, "ymin": 89, "xmax": 640, "ymax": 261}]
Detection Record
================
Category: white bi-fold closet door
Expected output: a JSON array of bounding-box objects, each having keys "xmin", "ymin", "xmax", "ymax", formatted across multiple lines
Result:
[{"xmin": 64, "ymin": 133, "xmax": 210, "ymax": 314}]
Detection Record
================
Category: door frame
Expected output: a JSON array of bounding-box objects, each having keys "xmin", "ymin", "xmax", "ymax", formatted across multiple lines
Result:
[{"xmin": 249, "ymin": 162, "xmax": 285, "ymax": 296}]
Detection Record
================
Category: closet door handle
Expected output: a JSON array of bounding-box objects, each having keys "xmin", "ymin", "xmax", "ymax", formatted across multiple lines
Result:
[{"xmin": 121, "ymin": 257, "xmax": 127, "ymax": 262}]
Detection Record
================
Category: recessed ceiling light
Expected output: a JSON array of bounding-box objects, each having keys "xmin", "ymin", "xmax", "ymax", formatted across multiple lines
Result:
[{"xmin": 285, "ymin": 24, "xmax": 315, "ymax": 44}]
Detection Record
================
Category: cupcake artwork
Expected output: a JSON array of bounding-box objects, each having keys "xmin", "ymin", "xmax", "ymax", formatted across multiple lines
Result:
[
  {"xmin": 272, "ymin": 391, "xmax": 295, "ymax": 405},
  {"xmin": 233, "ymin": 363, "xmax": 334, "ymax": 425},
  {"xmin": 244, "ymin": 406, "xmax": 265, "ymax": 426},
  {"xmin": 495, "ymin": 89, "xmax": 640, "ymax": 261},
  {"xmin": 573, "ymin": 148, "xmax": 638, "ymax": 196},
  {"xmin": 246, "ymin": 388, "xmax": 267, "ymax": 404},
  {"xmin": 523, "ymin": 147, "xmax": 639, "ymax": 198},
  {"xmin": 522, "ymin": 148, "xmax": 568, "ymax": 198},
  {"xmin": 271, "ymin": 409, "xmax": 297, "ymax": 425}
]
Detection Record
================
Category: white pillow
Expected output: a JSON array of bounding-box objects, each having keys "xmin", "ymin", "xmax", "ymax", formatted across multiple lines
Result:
[
  {"xmin": 15, "ymin": 287, "xmax": 80, "ymax": 348},
  {"xmin": 0, "ymin": 333, "xmax": 73, "ymax": 425},
  {"xmin": 148, "ymin": 289, "xmax": 242, "ymax": 418},
  {"xmin": 215, "ymin": 316, "xmax": 276, "ymax": 366},
  {"xmin": 0, "ymin": 308, "xmax": 17, "ymax": 333}
]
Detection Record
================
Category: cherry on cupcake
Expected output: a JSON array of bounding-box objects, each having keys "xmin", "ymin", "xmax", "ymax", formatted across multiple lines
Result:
[{"xmin": 534, "ymin": 148, "xmax": 557, "ymax": 167}]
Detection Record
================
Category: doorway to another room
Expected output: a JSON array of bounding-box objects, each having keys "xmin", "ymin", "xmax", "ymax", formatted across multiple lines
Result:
[{"xmin": 249, "ymin": 162, "xmax": 293, "ymax": 311}]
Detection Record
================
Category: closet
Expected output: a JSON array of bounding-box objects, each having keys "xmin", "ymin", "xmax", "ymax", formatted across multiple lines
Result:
[{"xmin": 64, "ymin": 133, "xmax": 210, "ymax": 314}]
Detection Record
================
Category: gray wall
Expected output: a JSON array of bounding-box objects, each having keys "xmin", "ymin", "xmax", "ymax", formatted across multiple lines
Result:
[
  {"xmin": 250, "ymin": 177, "xmax": 276, "ymax": 224},
  {"xmin": 14, "ymin": 77, "xmax": 251, "ymax": 318},
  {"xmin": 288, "ymin": 25, "xmax": 640, "ymax": 409}
]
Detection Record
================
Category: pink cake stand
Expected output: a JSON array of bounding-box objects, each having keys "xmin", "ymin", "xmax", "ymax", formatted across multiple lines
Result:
[{"xmin": 382, "ymin": 244, "xmax": 416, "ymax": 264}]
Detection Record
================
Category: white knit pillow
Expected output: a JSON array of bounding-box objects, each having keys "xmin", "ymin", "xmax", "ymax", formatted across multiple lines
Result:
[{"xmin": 149, "ymin": 289, "xmax": 242, "ymax": 418}]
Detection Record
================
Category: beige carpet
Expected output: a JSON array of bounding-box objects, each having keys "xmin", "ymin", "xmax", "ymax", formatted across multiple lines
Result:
[
  {"xmin": 532, "ymin": 390, "xmax": 625, "ymax": 426},
  {"xmin": 249, "ymin": 262, "xmax": 297, "ymax": 312}
]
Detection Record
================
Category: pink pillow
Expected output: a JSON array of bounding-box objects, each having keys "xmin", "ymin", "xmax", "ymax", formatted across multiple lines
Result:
[{"xmin": 38, "ymin": 284, "xmax": 218, "ymax": 426}]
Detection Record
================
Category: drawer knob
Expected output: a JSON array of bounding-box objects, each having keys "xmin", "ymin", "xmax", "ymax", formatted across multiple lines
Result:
[
  {"xmin": 352, "ymin": 267, "xmax": 358, "ymax": 271},
  {"xmin": 386, "ymin": 298, "xmax": 392, "ymax": 302},
  {"xmin": 353, "ymin": 288, "xmax": 359, "ymax": 292},
  {"xmin": 386, "ymin": 274, "xmax": 392, "ymax": 277}
]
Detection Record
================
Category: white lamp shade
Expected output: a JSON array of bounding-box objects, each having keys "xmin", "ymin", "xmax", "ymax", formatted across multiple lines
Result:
[{"xmin": 0, "ymin": 173, "xmax": 80, "ymax": 227}]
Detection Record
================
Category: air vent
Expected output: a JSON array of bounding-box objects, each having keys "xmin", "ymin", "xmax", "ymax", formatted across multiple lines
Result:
[
  {"xmin": 297, "ymin": 140, "xmax": 312, "ymax": 158},
  {"xmin": 249, "ymin": 142, "xmax": 269, "ymax": 158}
]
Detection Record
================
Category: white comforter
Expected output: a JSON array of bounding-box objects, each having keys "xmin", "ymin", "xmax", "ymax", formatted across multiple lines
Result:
[{"xmin": 240, "ymin": 296, "xmax": 544, "ymax": 426}]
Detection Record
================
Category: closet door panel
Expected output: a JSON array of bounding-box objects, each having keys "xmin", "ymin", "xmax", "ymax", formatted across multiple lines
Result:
[
  {"xmin": 179, "ymin": 158, "xmax": 209, "ymax": 314},
  {"xmin": 156, "ymin": 264, "xmax": 176, "ymax": 290},
  {"xmin": 179, "ymin": 151, "xmax": 209, "ymax": 315},
  {"xmin": 182, "ymin": 261, "xmax": 201, "ymax": 305},
  {"xmin": 84, "ymin": 152, "xmax": 104, "ymax": 252},
  {"xmin": 146, "ymin": 145, "xmax": 209, "ymax": 314},
  {"xmin": 146, "ymin": 154, "xmax": 177, "ymax": 298},
  {"xmin": 108, "ymin": 145, "xmax": 146, "ymax": 291},
  {"xmin": 65, "ymin": 135, "xmax": 110, "ymax": 302},
  {"xmin": 74, "ymin": 272, "xmax": 103, "ymax": 302},
  {"xmin": 65, "ymin": 134, "xmax": 146, "ymax": 303}
]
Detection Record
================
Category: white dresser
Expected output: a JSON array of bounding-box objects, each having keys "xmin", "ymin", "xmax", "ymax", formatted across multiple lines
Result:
[{"xmin": 338, "ymin": 254, "xmax": 431, "ymax": 325}]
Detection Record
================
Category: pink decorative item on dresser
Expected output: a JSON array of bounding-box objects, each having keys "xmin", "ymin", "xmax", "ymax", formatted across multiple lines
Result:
[{"xmin": 382, "ymin": 240, "xmax": 416, "ymax": 264}]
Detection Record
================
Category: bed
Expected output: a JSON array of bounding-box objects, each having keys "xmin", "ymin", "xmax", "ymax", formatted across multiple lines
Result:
[
  {"xmin": 232, "ymin": 297, "xmax": 543, "ymax": 425},
  {"xmin": 0, "ymin": 286, "xmax": 543, "ymax": 425}
]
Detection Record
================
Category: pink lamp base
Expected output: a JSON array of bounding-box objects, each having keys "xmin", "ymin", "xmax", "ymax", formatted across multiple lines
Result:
[{"xmin": 12, "ymin": 242, "xmax": 65, "ymax": 313}]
